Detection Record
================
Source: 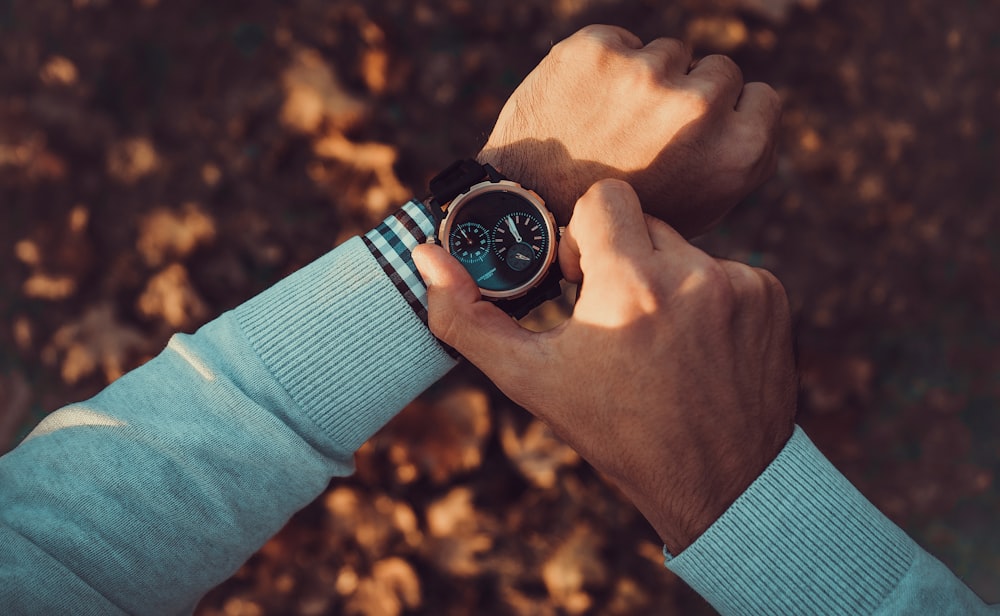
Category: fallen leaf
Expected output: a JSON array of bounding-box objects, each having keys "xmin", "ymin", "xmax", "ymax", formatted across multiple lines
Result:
[
  {"xmin": 136, "ymin": 263, "xmax": 209, "ymax": 329},
  {"xmin": 423, "ymin": 487, "xmax": 493, "ymax": 577},
  {"xmin": 379, "ymin": 388, "xmax": 492, "ymax": 485},
  {"xmin": 686, "ymin": 16, "xmax": 749, "ymax": 52},
  {"xmin": 280, "ymin": 48, "xmax": 367, "ymax": 133},
  {"xmin": 542, "ymin": 524, "xmax": 606, "ymax": 615},
  {"xmin": 323, "ymin": 487, "xmax": 422, "ymax": 556},
  {"xmin": 500, "ymin": 411, "xmax": 579, "ymax": 488},
  {"xmin": 107, "ymin": 136, "xmax": 158, "ymax": 183},
  {"xmin": 42, "ymin": 302, "xmax": 147, "ymax": 384},
  {"xmin": 342, "ymin": 557, "xmax": 421, "ymax": 616},
  {"xmin": 311, "ymin": 131, "xmax": 409, "ymax": 215},
  {"xmin": 733, "ymin": 0, "xmax": 824, "ymax": 23},
  {"xmin": 137, "ymin": 203, "xmax": 216, "ymax": 267}
]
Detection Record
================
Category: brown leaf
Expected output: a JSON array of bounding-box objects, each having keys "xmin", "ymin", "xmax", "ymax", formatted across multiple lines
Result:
[
  {"xmin": 280, "ymin": 48, "xmax": 367, "ymax": 133},
  {"xmin": 542, "ymin": 524, "xmax": 607, "ymax": 615},
  {"xmin": 311, "ymin": 132, "xmax": 409, "ymax": 215},
  {"xmin": 732, "ymin": 0, "xmax": 824, "ymax": 23},
  {"xmin": 423, "ymin": 487, "xmax": 493, "ymax": 577},
  {"xmin": 323, "ymin": 487, "xmax": 422, "ymax": 556},
  {"xmin": 686, "ymin": 17, "xmax": 749, "ymax": 52},
  {"xmin": 136, "ymin": 263, "xmax": 209, "ymax": 329},
  {"xmin": 42, "ymin": 303, "xmax": 147, "ymax": 384},
  {"xmin": 500, "ymin": 411, "xmax": 580, "ymax": 489},
  {"xmin": 106, "ymin": 136, "xmax": 158, "ymax": 183},
  {"xmin": 380, "ymin": 388, "xmax": 492, "ymax": 485},
  {"xmin": 136, "ymin": 203, "xmax": 216, "ymax": 267},
  {"xmin": 340, "ymin": 557, "xmax": 422, "ymax": 616}
]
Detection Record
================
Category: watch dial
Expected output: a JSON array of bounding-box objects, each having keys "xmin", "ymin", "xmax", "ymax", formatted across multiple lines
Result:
[
  {"xmin": 493, "ymin": 212, "xmax": 547, "ymax": 269},
  {"xmin": 445, "ymin": 189, "xmax": 551, "ymax": 294},
  {"xmin": 447, "ymin": 222, "xmax": 489, "ymax": 263}
]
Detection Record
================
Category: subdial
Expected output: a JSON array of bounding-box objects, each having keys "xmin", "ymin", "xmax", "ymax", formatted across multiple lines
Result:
[
  {"xmin": 448, "ymin": 222, "xmax": 490, "ymax": 263},
  {"xmin": 493, "ymin": 212, "xmax": 547, "ymax": 269}
]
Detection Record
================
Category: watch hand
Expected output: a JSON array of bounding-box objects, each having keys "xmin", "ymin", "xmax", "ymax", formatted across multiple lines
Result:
[
  {"xmin": 460, "ymin": 226, "xmax": 471, "ymax": 242},
  {"xmin": 506, "ymin": 216, "xmax": 523, "ymax": 243}
]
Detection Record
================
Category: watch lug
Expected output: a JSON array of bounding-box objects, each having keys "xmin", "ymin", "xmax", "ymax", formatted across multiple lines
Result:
[{"xmin": 483, "ymin": 163, "xmax": 505, "ymax": 183}]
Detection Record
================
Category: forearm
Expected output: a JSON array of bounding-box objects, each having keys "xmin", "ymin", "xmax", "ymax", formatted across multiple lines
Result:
[
  {"xmin": 666, "ymin": 426, "xmax": 997, "ymax": 615},
  {"xmin": 0, "ymin": 217, "xmax": 452, "ymax": 613}
]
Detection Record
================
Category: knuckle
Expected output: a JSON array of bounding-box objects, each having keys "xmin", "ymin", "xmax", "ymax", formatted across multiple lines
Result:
[
  {"xmin": 574, "ymin": 23, "xmax": 611, "ymax": 40},
  {"xmin": 564, "ymin": 25, "xmax": 616, "ymax": 57},
  {"xmin": 755, "ymin": 82, "xmax": 782, "ymax": 113},
  {"xmin": 683, "ymin": 257, "xmax": 735, "ymax": 307},
  {"xmin": 754, "ymin": 267, "xmax": 784, "ymax": 293},
  {"xmin": 633, "ymin": 55, "xmax": 664, "ymax": 89},
  {"xmin": 588, "ymin": 177, "xmax": 634, "ymax": 202},
  {"xmin": 577, "ymin": 178, "xmax": 636, "ymax": 219},
  {"xmin": 755, "ymin": 267, "xmax": 789, "ymax": 308},
  {"xmin": 651, "ymin": 37, "xmax": 691, "ymax": 61},
  {"xmin": 698, "ymin": 54, "xmax": 744, "ymax": 88}
]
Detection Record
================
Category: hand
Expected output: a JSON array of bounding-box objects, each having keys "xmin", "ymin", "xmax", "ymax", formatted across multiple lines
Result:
[
  {"xmin": 412, "ymin": 180, "xmax": 797, "ymax": 554},
  {"xmin": 478, "ymin": 25, "xmax": 781, "ymax": 236}
]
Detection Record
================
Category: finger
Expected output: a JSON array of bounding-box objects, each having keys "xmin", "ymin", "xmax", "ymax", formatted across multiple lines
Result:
[
  {"xmin": 716, "ymin": 259, "xmax": 785, "ymax": 306},
  {"xmin": 733, "ymin": 82, "xmax": 781, "ymax": 183},
  {"xmin": 639, "ymin": 37, "xmax": 693, "ymax": 75},
  {"xmin": 735, "ymin": 81, "xmax": 782, "ymax": 128},
  {"xmin": 412, "ymin": 243, "xmax": 541, "ymax": 378},
  {"xmin": 687, "ymin": 54, "xmax": 745, "ymax": 108},
  {"xmin": 557, "ymin": 179, "xmax": 653, "ymax": 284},
  {"xmin": 716, "ymin": 258, "xmax": 758, "ymax": 292},
  {"xmin": 570, "ymin": 24, "xmax": 643, "ymax": 50},
  {"xmin": 642, "ymin": 213, "xmax": 689, "ymax": 253}
]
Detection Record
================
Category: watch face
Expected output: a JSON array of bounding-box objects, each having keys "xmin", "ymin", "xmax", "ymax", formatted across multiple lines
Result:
[{"xmin": 443, "ymin": 185, "xmax": 554, "ymax": 297}]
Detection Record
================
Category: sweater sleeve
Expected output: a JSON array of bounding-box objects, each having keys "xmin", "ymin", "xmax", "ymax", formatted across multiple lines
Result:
[
  {"xmin": 0, "ymin": 232, "xmax": 455, "ymax": 614},
  {"xmin": 665, "ymin": 425, "xmax": 998, "ymax": 615}
]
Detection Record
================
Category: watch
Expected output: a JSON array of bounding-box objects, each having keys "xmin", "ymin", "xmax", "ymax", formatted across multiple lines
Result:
[{"xmin": 425, "ymin": 159, "xmax": 564, "ymax": 319}]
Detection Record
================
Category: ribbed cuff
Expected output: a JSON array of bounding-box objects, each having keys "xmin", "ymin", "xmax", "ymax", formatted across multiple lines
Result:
[
  {"xmin": 233, "ymin": 237, "xmax": 457, "ymax": 453},
  {"xmin": 667, "ymin": 426, "xmax": 916, "ymax": 615}
]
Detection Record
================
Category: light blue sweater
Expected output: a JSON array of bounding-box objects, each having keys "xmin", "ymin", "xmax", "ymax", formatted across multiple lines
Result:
[{"xmin": 0, "ymin": 234, "xmax": 994, "ymax": 614}]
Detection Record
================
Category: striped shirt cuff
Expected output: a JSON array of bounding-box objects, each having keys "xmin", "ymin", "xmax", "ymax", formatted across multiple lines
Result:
[{"xmin": 362, "ymin": 200, "xmax": 438, "ymax": 324}]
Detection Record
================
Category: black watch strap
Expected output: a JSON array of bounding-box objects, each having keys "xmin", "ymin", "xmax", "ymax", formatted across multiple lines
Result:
[{"xmin": 426, "ymin": 159, "xmax": 504, "ymax": 225}]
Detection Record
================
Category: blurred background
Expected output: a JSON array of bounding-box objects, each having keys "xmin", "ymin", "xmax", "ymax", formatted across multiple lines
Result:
[{"xmin": 2, "ymin": 0, "xmax": 999, "ymax": 613}]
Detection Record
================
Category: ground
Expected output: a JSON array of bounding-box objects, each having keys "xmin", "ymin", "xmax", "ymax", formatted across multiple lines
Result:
[{"xmin": 1, "ymin": 0, "xmax": 999, "ymax": 614}]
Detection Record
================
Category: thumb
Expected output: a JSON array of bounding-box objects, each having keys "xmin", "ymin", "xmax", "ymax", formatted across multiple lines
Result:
[
  {"xmin": 557, "ymin": 179, "xmax": 653, "ymax": 284},
  {"xmin": 412, "ymin": 243, "xmax": 541, "ymax": 379}
]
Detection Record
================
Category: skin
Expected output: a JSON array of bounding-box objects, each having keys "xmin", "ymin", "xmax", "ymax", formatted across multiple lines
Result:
[
  {"xmin": 413, "ymin": 180, "xmax": 798, "ymax": 554},
  {"xmin": 476, "ymin": 24, "xmax": 781, "ymax": 235}
]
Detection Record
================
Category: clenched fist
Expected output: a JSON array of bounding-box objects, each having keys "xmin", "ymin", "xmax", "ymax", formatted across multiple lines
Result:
[{"xmin": 479, "ymin": 25, "xmax": 781, "ymax": 236}]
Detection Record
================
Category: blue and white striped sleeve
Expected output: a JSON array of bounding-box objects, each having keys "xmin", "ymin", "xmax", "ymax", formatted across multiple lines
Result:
[{"xmin": 362, "ymin": 199, "xmax": 438, "ymax": 325}]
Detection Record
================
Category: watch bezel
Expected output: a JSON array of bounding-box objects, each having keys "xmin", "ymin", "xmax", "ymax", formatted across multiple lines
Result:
[{"xmin": 439, "ymin": 179, "xmax": 558, "ymax": 300}]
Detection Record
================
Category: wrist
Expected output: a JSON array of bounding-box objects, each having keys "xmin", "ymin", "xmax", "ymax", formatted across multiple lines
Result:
[
  {"xmin": 476, "ymin": 142, "xmax": 583, "ymax": 226},
  {"xmin": 645, "ymin": 424, "xmax": 794, "ymax": 555}
]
